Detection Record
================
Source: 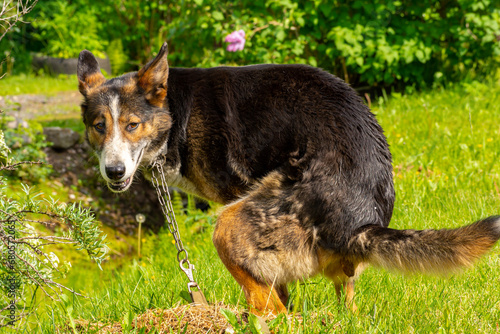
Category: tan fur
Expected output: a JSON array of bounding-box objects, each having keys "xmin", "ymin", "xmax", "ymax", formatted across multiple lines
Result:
[
  {"xmin": 316, "ymin": 248, "xmax": 364, "ymax": 312},
  {"xmin": 87, "ymin": 124, "xmax": 103, "ymax": 149},
  {"xmin": 187, "ymin": 158, "xmax": 228, "ymax": 204},
  {"xmin": 79, "ymin": 72, "xmax": 105, "ymax": 95},
  {"xmin": 351, "ymin": 222, "xmax": 500, "ymax": 275},
  {"xmin": 87, "ymin": 101, "xmax": 173, "ymax": 152},
  {"xmin": 87, "ymin": 107, "xmax": 113, "ymax": 148},
  {"xmin": 137, "ymin": 46, "xmax": 169, "ymax": 108},
  {"xmin": 213, "ymin": 201, "xmax": 288, "ymax": 315},
  {"xmin": 182, "ymin": 108, "xmax": 248, "ymax": 203},
  {"xmin": 120, "ymin": 77, "xmax": 138, "ymax": 95}
]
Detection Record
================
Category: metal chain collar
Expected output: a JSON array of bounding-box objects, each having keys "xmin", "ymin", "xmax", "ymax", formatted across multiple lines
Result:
[{"xmin": 150, "ymin": 160, "xmax": 207, "ymax": 305}]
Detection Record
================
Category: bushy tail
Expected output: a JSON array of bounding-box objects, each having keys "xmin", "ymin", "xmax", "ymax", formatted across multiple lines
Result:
[{"xmin": 348, "ymin": 216, "xmax": 500, "ymax": 275}]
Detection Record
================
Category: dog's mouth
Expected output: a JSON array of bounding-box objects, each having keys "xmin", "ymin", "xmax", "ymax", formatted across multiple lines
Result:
[
  {"xmin": 104, "ymin": 147, "xmax": 145, "ymax": 193},
  {"xmin": 108, "ymin": 177, "xmax": 132, "ymax": 192}
]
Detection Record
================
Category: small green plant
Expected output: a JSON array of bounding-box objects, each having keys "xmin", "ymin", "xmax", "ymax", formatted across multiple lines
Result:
[
  {"xmin": 58, "ymin": 294, "xmax": 77, "ymax": 334},
  {"xmin": 107, "ymin": 39, "xmax": 128, "ymax": 75},
  {"xmin": 0, "ymin": 113, "xmax": 51, "ymax": 182},
  {"xmin": 220, "ymin": 308, "xmax": 266, "ymax": 334},
  {"xmin": 0, "ymin": 125, "xmax": 108, "ymax": 328}
]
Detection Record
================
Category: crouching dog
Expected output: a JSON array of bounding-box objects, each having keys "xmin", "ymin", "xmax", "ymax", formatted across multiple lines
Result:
[{"xmin": 77, "ymin": 43, "xmax": 500, "ymax": 315}]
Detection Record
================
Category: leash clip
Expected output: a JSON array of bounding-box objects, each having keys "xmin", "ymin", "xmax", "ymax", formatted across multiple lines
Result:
[
  {"xmin": 179, "ymin": 258, "xmax": 195, "ymax": 285},
  {"xmin": 179, "ymin": 259, "xmax": 208, "ymax": 305}
]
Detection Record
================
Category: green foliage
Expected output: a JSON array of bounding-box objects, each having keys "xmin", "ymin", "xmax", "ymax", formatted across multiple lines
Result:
[
  {"xmin": 0, "ymin": 0, "xmax": 38, "ymax": 76},
  {"xmin": 157, "ymin": 0, "xmax": 499, "ymax": 88},
  {"xmin": 0, "ymin": 103, "xmax": 107, "ymax": 329},
  {"xmin": 0, "ymin": 169, "xmax": 108, "ymax": 327},
  {"xmin": 30, "ymin": 0, "xmax": 107, "ymax": 58},
  {"xmin": 107, "ymin": 39, "xmax": 128, "ymax": 75},
  {"xmin": 171, "ymin": 191, "xmax": 184, "ymax": 217},
  {"xmin": 58, "ymin": 294, "xmax": 77, "ymax": 334},
  {"xmin": 3, "ymin": 0, "xmax": 498, "ymax": 88},
  {"xmin": 89, "ymin": 0, "xmax": 499, "ymax": 88},
  {"xmin": 0, "ymin": 114, "xmax": 51, "ymax": 182},
  {"xmin": 0, "ymin": 25, "xmax": 34, "ymax": 76},
  {"xmin": 0, "ymin": 131, "xmax": 9, "ymax": 166},
  {"xmin": 97, "ymin": 0, "xmax": 173, "ymax": 68}
]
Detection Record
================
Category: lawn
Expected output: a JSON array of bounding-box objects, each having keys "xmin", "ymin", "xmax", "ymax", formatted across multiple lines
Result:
[
  {"xmin": 0, "ymin": 74, "xmax": 77, "ymax": 96},
  {"xmin": 5, "ymin": 76, "xmax": 500, "ymax": 333}
]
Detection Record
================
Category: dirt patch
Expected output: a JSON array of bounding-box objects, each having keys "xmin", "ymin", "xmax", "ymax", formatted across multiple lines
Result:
[
  {"xmin": 70, "ymin": 304, "xmax": 336, "ymax": 333},
  {"xmin": 72, "ymin": 304, "xmax": 234, "ymax": 333},
  {"xmin": 0, "ymin": 91, "xmax": 82, "ymax": 120}
]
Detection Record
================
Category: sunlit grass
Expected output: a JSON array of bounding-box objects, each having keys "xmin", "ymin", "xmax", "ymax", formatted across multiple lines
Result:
[
  {"xmin": 0, "ymin": 74, "xmax": 78, "ymax": 96},
  {"xmin": 18, "ymin": 77, "xmax": 500, "ymax": 332}
]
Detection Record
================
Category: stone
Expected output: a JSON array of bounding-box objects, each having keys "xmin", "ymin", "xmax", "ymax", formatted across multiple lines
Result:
[{"xmin": 43, "ymin": 127, "xmax": 81, "ymax": 150}]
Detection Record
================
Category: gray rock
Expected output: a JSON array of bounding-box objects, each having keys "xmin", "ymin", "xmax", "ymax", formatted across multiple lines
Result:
[
  {"xmin": 33, "ymin": 55, "xmax": 112, "ymax": 76},
  {"xmin": 43, "ymin": 127, "xmax": 81, "ymax": 150}
]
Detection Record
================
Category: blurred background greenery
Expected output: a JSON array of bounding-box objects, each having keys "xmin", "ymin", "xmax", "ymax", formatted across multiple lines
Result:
[{"xmin": 1, "ymin": 0, "xmax": 499, "ymax": 90}]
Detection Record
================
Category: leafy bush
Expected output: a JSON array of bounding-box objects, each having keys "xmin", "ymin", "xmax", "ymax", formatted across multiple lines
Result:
[
  {"xmin": 0, "ymin": 0, "xmax": 105, "ymax": 329},
  {"xmin": 0, "ymin": 27, "xmax": 33, "ymax": 76},
  {"xmin": 157, "ymin": 0, "xmax": 500, "ymax": 88},
  {"xmin": 5, "ymin": 0, "xmax": 500, "ymax": 88},
  {"xmin": 31, "ymin": 0, "xmax": 107, "ymax": 58},
  {"xmin": 0, "ymin": 0, "xmax": 38, "ymax": 75}
]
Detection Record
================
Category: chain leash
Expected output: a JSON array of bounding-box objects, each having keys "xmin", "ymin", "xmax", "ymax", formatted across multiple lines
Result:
[
  {"xmin": 150, "ymin": 159, "xmax": 271, "ymax": 333},
  {"xmin": 150, "ymin": 160, "xmax": 208, "ymax": 306}
]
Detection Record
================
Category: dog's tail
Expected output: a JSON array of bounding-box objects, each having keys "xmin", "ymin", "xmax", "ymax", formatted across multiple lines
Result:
[{"xmin": 348, "ymin": 216, "xmax": 500, "ymax": 275}]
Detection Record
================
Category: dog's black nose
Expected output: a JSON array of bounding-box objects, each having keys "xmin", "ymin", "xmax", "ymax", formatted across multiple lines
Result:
[{"xmin": 105, "ymin": 164, "xmax": 126, "ymax": 180}]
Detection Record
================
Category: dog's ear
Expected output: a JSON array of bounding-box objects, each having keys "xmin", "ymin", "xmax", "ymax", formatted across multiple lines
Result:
[
  {"xmin": 77, "ymin": 50, "xmax": 105, "ymax": 96},
  {"xmin": 137, "ymin": 42, "xmax": 169, "ymax": 107}
]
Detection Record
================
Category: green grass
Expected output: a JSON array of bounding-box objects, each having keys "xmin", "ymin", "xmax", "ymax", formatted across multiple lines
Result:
[
  {"xmin": 0, "ymin": 74, "xmax": 78, "ymax": 96},
  {"xmin": 36, "ymin": 116, "xmax": 86, "ymax": 134},
  {"xmin": 14, "ymin": 78, "xmax": 500, "ymax": 333}
]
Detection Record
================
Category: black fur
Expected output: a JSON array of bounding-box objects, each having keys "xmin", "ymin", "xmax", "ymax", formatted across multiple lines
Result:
[{"xmin": 163, "ymin": 64, "xmax": 394, "ymax": 254}]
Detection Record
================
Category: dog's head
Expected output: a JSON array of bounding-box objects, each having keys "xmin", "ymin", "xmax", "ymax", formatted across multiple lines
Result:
[{"xmin": 78, "ymin": 43, "xmax": 172, "ymax": 192}]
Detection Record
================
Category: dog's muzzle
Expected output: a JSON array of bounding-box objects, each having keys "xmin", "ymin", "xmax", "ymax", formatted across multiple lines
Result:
[{"xmin": 108, "ymin": 177, "xmax": 132, "ymax": 192}]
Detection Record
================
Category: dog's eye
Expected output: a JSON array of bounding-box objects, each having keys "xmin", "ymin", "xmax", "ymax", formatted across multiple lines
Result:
[
  {"xmin": 127, "ymin": 123, "xmax": 140, "ymax": 131},
  {"xmin": 94, "ymin": 123, "xmax": 105, "ymax": 133}
]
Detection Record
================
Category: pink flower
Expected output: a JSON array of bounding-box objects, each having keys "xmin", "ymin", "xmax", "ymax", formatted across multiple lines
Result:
[{"xmin": 225, "ymin": 30, "xmax": 246, "ymax": 52}]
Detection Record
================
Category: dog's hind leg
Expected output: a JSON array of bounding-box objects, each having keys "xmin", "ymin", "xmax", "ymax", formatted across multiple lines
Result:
[
  {"xmin": 220, "ymin": 259, "xmax": 287, "ymax": 316},
  {"xmin": 334, "ymin": 280, "xmax": 357, "ymax": 313},
  {"xmin": 213, "ymin": 173, "xmax": 320, "ymax": 315},
  {"xmin": 213, "ymin": 201, "xmax": 288, "ymax": 315},
  {"xmin": 276, "ymin": 284, "xmax": 289, "ymax": 307}
]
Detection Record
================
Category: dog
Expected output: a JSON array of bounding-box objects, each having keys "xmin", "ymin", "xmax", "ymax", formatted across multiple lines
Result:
[{"xmin": 77, "ymin": 43, "xmax": 500, "ymax": 315}]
